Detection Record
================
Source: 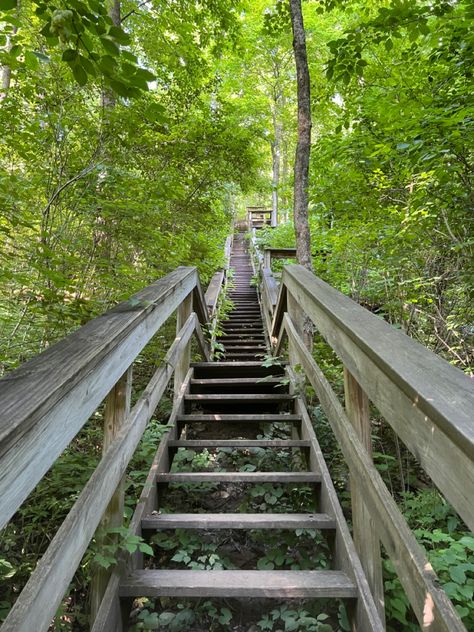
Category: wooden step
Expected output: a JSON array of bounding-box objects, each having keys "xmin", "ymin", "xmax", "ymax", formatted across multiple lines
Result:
[
  {"xmin": 185, "ymin": 394, "xmax": 292, "ymax": 402},
  {"xmin": 142, "ymin": 512, "xmax": 335, "ymax": 530},
  {"xmin": 177, "ymin": 413, "xmax": 301, "ymax": 423},
  {"xmin": 223, "ymin": 345, "xmax": 267, "ymax": 351},
  {"xmin": 190, "ymin": 378, "xmax": 283, "ymax": 387},
  {"xmin": 191, "ymin": 362, "xmax": 286, "ymax": 378},
  {"xmin": 157, "ymin": 472, "xmax": 320, "ymax": 483},
  {"xmin": 169, "ymin": 439, "xmax": 309, "ymax": 448},
  {"xmin": 222, "ymin": 354, "xmax": 266, "ymax": 360},
  {"xmin": 119, "ymin": 570, "xmax": 357, "ymax": 598},
  {"xmin": 217, "ymin": 337, "xmax": 266, "ymax": 343}
]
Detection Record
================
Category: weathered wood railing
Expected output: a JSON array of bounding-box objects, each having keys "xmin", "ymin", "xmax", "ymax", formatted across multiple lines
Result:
[
  {"xmin": 0, "ymin": 266, "xmax": 212, "ymax": 631},
  {"xmin": 205, "ymin": 234, "xmax": 233, "ymax": 356},
  {"xmin": 258, "ymin": 261, "xmax": 474, "ymax": 632}
]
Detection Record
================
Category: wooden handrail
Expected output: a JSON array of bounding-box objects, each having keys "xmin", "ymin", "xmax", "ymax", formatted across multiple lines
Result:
[
  {"xmin": 278, "ymin": 313, "xmax": 466, "ymax": 632},
  {"xmin": 205, "ymin": 235, "xmax": 233, "ymax": 316},
  {"xmin": 0, "ymin": 265, "xmax": 213, "ymax": 631},
  {"xmin": 254, "ymin": 258, "xmax": 474, "ymax": 632},
  {"xmin": 0, "ymin": 266, "xmax": 209, "ymax": 530},
  {"xmin": 272, "ymin": 265, "xmax": 474, "ymax": 531},
  {"xmin": 1, "ymin": 314, "xmax": 199, "ymax": 631},
  {"xmin": 248, "ymin": 229, "xmax": 472, "ymax": 630}
]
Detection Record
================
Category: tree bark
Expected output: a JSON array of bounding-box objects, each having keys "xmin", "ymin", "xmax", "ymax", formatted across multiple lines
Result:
[
  {"xmin": 101, "ymin": 0, "xmax": 121, "ymax": 110},
  {"xmin": 270, "ymin": 110, "xmax": 281, "ymax": 227},
  {"xmin": 0, "ymin": 2, "xmax": 19, "ymax": 101},
  {"xmin": 289, "ymin": 0, "xmax": 312, "ymax": 272}
]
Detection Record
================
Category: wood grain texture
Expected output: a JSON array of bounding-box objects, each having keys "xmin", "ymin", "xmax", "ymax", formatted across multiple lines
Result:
[
  {"xmin": 344, "ymin": 369, "xmax": 385, "ymax": 625},
  {"xmin": 284, "ymin": 314, "xmax": 466, "ymax": 632},
  {"xmin": 0, "ymin": 267, "xmax": 198, "ymax": 530},
  {"xmin": 174, "ymin": 293, "xmax": 193, "ymax": 399},
  {"xmin": 0, "ymin": 316, "xmax": 196, "ymax": 632},
  {"xmin": 293, "ymin": 397, "xmax": 384, "ymax": 631},
  {"xmin": 90, "ymin": 370, "xmax": 193, "ymax": 632},
  {"xmin": 90, "ymin": 368, "xmax": 132, "ymax": 624},
  {"xmin": 205, "ymin": 271, "xmax": 225, "ymax": 315},
  {"xmin": 157, "ymin": 472, "xmax": 321, "ymax": 483},
  {"xmin": 142, "ymin": 513, "xmax": 336, "ymax": 530},
  {"xmin": 279, "ymin": 265, "xmax": 474, "ymax": 530},
  {"xmin": 119, "ymin": 569, "xmax": 357, "ymax": 599}
]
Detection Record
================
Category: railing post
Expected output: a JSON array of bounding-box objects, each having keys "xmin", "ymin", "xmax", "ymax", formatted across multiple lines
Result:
[
  {"xmin": 264, "ymin": 249, "xmax": 271, "ymax": 270},
  {"xmin": 344, "ymin": 368, "xmax": 385, "ymax": 626},
  {"xmin": 174, "ymin": 292, "xmax": 193, "ymax": 398},
  {"xmin": 286, "ymin": 291, "xmax": 305, "ymax": 366},
  {"xmin": 90, "ymin": 367, "xmax": 132, "ymax": 623}
]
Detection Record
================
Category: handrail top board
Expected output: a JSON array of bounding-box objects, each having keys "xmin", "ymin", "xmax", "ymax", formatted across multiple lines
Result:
[
  {"xmin": 276, "ymin": 265, "xmax": 474, "ymax": 459},
  {"xmin": 264, "ymin": 248, "xmax": 297, "ymax": 257},
  {"xmin": 0, "ymin": 266, "xmax": 205, "ymax": 450}
]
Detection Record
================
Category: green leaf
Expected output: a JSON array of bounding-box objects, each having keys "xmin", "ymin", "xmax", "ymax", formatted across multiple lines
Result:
[
  {"xmin": 99, "ymin": 35, "xmax": 120, "ymax": 56},
  {"xmin": 108, "ymin": 25, "xmax": 131, "ymax": 45},
  {"xmin": 33, "ymin": 51, "xmax": 50, "ymax": 63},
  {"xmin": 72, "ymin": 62, "xmax": 88, "ymax": 86},
  {"xmin": 0, "ymin": 559, "xmax": 16, "ymax": 579},
  {"xmin": 24, "ymin": 50, "xmax": 39, "ymax": 70},
  {"xmin": 257, "ymin": 558, "xmax": 274, "ymax": 570},
  {"xmin": 62, "ymin": 49, "xmax": 78, "ymax": 62},
  {"xmin": 98, "ymin": 54, "xmax": 117, "ymax": 74},
  {"xmin": 218, "ymin": 607, "xmax": 232, "ymax": 625},
  {"xmin": 138, "ymin": 542, "xmax": 153, "ymax": 556},
  {"xmin": 0, "ymin": 0, "xmax": 17, "ymax": 11},
  {"xmin": 109, "ymin": 79, "xmax": 130, "ymax": 97},
  {"xmin": 158, "ymin": 611, "xmax": 175, "ymax": 625},
  {"xmin": 79, "ymin": 54, "xmax": 97, "ymax": 76}
]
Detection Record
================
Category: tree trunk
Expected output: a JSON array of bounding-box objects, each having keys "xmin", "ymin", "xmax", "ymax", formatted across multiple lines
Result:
[
  {"xmin": 0, "ymin": 2, "xmax": 19, "ymax": 101},
  {"xmin": 289, "ymin": 0, "xmax": 312, "ymax": 272},
  {"xmin": 270, "ymin": 110, "xmax": 281, "ymax": 227},
  {"xmin": 101, "ymin": 0, "xmax": 121, "ymax": 109}
]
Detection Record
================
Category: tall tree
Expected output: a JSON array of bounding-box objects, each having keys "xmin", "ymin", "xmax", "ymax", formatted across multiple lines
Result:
[{"xmin": 289, "ymin": 0, "xmax": 312, "ymax": 271}]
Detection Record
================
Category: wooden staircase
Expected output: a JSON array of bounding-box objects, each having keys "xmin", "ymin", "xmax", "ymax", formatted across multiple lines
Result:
[
  {"xmin": 3, "ymin": 231, "xmax": 471, "ymax": 632},
  {"xmin": 216, "ymin": 232, "xmax": 267, "ymax": 360},
  {"xmin": 95, "ymin": 232, "xmax": 383, "ymax": 630}
]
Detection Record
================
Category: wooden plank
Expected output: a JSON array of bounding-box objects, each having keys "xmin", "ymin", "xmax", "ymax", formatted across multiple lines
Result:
[
  {"xmin": 174, "ymin": 293, "xmax": 193, "ymax": 399},
  {"xmin": 190, "ymin": 378, "xmax": 280, "ymax": 386},
  {"xmin": 178, "ymin": 414, "xmax": 300, "ymax": 423},
  {"xmin": 262, "ymin": 268, "xmax": 279, "ymax": 308},
  {"xmin": 157, "ymin": 472, "xmax": 320, "ymax": 483},
  {"xmin": 0, "ymin": 267, "xmax": 198, "ymax": 530},
  {"xmin": 264, "ymin": 248, "xmax": 298, "ymax": 259},
  {"xmin": 120, "ymin": 569, "xmax": 357, "ymax": 599},
  {"xmin": 90, "ymin": 571, "xmax": 123, "ymax": 632},
  {"xmin": 344, "ymin": 369, "xmax": 385, "ymax": 625},
  {"xmin": 0, "ymin": 316, "xmax": 196, "ymax": 632},
  {"xmin": 294, "ymin": 398, "xmax": 384, "ymax": 631},
  {"xmin": 281, "ymin": 265, "xmax": 474, "ymax": 530},
  {"xmin": 91, "ymin": 371, "xmax": 193, "ymax": 632},
  {"xmin": 192, "ymin": 313, "xmax": 211, "ymax": 362},
  {"xmin": 142, "ymin": 513, "xmax": 336, "ymax": 530},
  {"xmin": 168, "ymin": 439, "xmax": 310, "ymax": 448},
  {"xmin": 90, "ymin": 368, "xmax": 133, "ymax": 624},
  {"xmin": 192, "ymin": 275, "xmax": 210, "ymax": 329},
  {"xmin": 184, "ymin": 394, "xmax": 292, "ymax": 402},
  {"xmin": 205, "ymin": 270, "xmax": 224, "ymax": 316},
  {"xmin": 283, "ymin": 314, "xmax": 466, "ymax": 632}
]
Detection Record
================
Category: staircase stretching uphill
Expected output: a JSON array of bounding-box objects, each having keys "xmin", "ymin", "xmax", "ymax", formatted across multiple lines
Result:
[
  {"xmin": 90, "ymin": 231, "xmax": 383, "ymax": 631},
  {"xmin": 2, "ymin": 230, "xmax": 471, "ymax": 632},
  {"xmin": 216, "ymin": 231, "xmax": 267, "ymax": 361}
]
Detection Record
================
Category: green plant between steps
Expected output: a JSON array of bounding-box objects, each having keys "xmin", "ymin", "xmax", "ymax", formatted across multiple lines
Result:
[{"xmin": 208, "ymin": 268, "xmax": 235, "ymax": 360}]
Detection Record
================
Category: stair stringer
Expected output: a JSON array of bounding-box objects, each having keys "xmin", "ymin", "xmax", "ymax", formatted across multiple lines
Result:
[
  {"xmin": 91, "ymin": 370, "xmax": 193, "ymax": 632},
  {"xmin": 294, "ymin": 396, "xmax": 384, "ymax": 630}
]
